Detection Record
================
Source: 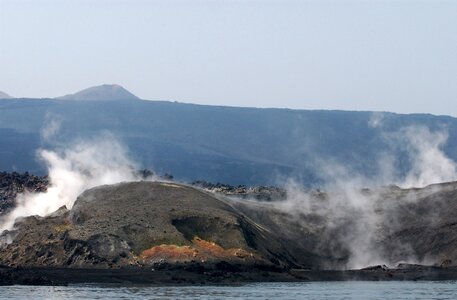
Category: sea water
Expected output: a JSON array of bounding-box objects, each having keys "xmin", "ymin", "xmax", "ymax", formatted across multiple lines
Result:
[{"xmin": 1, "ymin": 281, "xmax": 457, "ymax": 299}]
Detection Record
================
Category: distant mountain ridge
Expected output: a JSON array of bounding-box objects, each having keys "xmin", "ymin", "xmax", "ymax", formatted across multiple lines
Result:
[
  {"xmin": 0, "ymin": 91, "xmax": 12, "ymax": 99},
  {"xmin": 0, "ymin": 91, "xmax": 457, "ymax": 186},
  {"xmin": 56, "ymin": 84, "xmax": 140, "ymax": 101}
]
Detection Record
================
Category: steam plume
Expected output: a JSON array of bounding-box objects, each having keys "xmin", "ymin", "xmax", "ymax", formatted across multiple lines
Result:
[
  {"xmin": 40, "ymin": 115, "xmax": 62, "ymax": 142},
  {"xmin": 0, "ymin": 134, "xmax": 146, "ymax": 232},
  {"xmin": 274, "ymin": 123, "xmax": 457, "ymax": 269},
  {"xmin": 395, "ymin": 126, "xmax": 457, "ymax": 187}
]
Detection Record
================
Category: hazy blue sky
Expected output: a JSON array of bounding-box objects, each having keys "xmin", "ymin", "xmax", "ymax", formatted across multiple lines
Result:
[{"xmin": 1, "ymin": 0, "xmax": 456, "ymax": 115}]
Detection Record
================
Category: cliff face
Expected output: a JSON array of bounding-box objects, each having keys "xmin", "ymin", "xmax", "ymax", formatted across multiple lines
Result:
[{"xmin": 1, "ymin": 181, "xmax": 457, "ymax": 271}]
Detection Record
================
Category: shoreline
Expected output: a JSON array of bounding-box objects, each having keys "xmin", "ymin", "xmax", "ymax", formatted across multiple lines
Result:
[{"xmin": 2, "ymin": 265, "xmax": 457, "ymax": 286}]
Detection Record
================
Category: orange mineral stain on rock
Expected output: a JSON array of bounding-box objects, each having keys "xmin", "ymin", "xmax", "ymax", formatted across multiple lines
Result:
[
  {"xmin": 192, "ymin": 237, "xmax": 251, "ymax": 259},
  {"xmin": 192, "ymin": 237, "xmax": 225, "ymax": 256},
  {"xmin": 140, "ymin": 245, "xmax": 198, "ymax": 263},
  {"xmin": 140, "ymin": 237, "xmax": 254, "ymax": 264}
]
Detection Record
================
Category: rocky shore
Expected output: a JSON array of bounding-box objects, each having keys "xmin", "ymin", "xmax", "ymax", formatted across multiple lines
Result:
[{"xmin": 2, "ymin": 264, "xmax": 457, "ymax": 286}]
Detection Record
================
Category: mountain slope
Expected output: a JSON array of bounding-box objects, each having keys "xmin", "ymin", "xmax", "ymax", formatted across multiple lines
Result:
[
  {"xmin": 0, "ymin": 91, "xmax": 12, "ymax": 99},
  {"xmin": 0, "ymin": 98, "xmax": 457, "ymax": 185},
  {"xmin": 56, "ymin": 84, "xmax": 140, "ymax": 101}
]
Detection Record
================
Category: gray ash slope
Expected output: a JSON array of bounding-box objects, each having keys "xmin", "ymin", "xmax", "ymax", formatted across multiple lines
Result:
[
  {"xmin": 0, "ymin": 171, "xmax": 285, "ymax": 215},
  {"xmin": 232, "ymin": 181, "xmax": 457, "ymax": 269},
  {"xmin": 2, "ymin": 181, "xmax": 457, "ymax": 271}
]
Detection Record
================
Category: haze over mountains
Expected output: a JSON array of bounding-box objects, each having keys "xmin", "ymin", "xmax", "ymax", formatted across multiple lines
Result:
[{"xmin": 1, "ymin": 84, "xmax": 457, "ymax": 186}]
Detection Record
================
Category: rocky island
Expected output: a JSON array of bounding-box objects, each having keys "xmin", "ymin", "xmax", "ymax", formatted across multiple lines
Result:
[{"xmin": 1, "ymin": 179, "xmax": 457, "ymax": 285}]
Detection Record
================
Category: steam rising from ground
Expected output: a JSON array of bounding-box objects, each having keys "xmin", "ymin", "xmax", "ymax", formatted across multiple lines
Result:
[
  {"xmin": 2, "ymin": 113, "xmax": 457, "ymax": 269},
  {"xmin": 396, "ymin": 126, "xmax": 457, "ymax": 187},
  {"xmin": 0, "ymin": 135, "xmax": 147, "ymax": 232},
  {"xmin": 40, "ymin": 114, "xmax": 62, "ymax": 142},
  {"xmin": 275, "ymin": 121, "xmax": 457, "ymax": 269}
]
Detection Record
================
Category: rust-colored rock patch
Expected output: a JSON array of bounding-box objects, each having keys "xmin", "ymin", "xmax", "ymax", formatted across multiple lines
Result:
[
  {"xmin": 140, "ymin": 237, "xmax": 254, "ymax": 264},
  {"xmin": 140, "ymin": 245, "xmax": 198, "ymax": 263},
  {"xmin": 192, "ymin": 237, "xmax": 253, "ymax": 259}
]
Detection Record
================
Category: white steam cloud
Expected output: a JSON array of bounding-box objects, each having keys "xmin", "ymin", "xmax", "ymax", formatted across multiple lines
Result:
[
  {"xmin": 395, "ymin": 126, "xmax": 457, "ymax": 187},
  {"xmin": 3, "ymin": 111, "xmax": 457, "ymax": 270},
  {"xmin": 274, "ymin": 121, "xmax": 457, "ymax": 269},
  {"xmin": 40, "ymin": 115, "xmax": 62, "ymax": 142},
  {"xmin": 368, "ymin": 112, "xmax": 385, "ymax": 128},
  {"xmin": 0, "ymin": 134, "xmax": 148, "ymax": 232}
]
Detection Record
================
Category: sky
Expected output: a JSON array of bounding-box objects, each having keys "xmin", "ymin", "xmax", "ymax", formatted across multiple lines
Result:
[{"xmin": 0, "ymin": 0, "xmax": 456, "ymax": 116}]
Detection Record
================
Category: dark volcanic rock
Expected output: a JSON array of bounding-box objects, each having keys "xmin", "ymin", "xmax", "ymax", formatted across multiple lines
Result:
[
  {"xmin": 3, "ymin": 180, "xmax": 457, "ymax": 281},
  {"xmin": 191, "ymin": 180, "xmax": 287, "ymax": 201},
  {"xmin": 0, "ymin": 182, "xmax": 309, "ymax": 270},
  {"xmin": 229, "ymin": 181, "xmax": 457, "ymax": 269},
  {"xmin": 377, "ymin": 182, "xmax": 457, "ymax": 266},
  {"xmin": 0, "ymin": 172, "xmax": 49, "ymax": 214}
]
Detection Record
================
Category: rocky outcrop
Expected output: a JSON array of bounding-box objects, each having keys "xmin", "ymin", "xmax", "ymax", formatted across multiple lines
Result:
[
  {"xmin": 0, "ymin": 182, "xmax": 315, "ymax": 270},
  {"xmin": 0, "ymin": 171, "xmax": 284, "ymax": 216},
  {"xmin": 376, "ymin": 182, "xmax": 457, "ymax": 266},
  {"xmin": 2, "ymin": 180, "xmax": 457, "ymax": 274},
  {"xmin": 0, "ymin": 172, "xmax": 48, "ymax": 213},
  {"xmin": 191, "ymin": 180, "xmax": 287, "ymax": 201}
]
